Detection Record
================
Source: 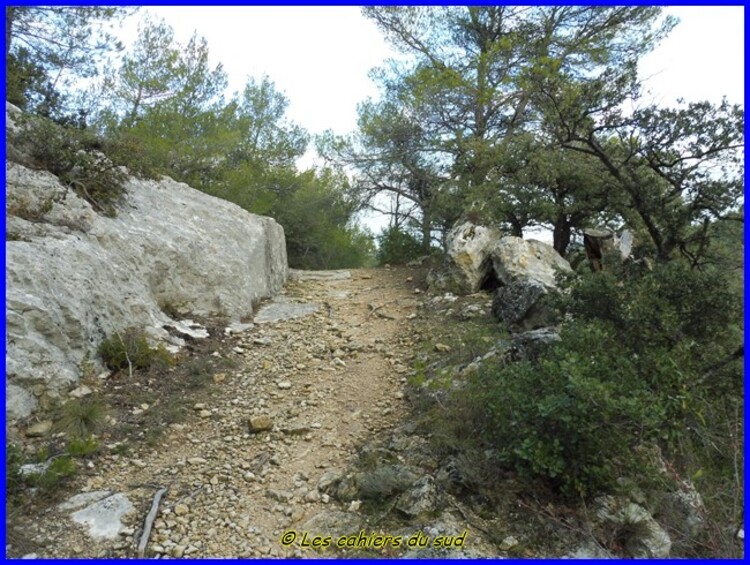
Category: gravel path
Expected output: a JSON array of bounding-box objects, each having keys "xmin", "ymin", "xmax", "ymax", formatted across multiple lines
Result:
[{"xmin": 17, "ymin": 268, "xmax": 423, "ymax": 558}]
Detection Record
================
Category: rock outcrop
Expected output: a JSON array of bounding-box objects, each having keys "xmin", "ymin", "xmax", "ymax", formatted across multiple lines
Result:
[
  {"xmin": 428, "ymin": 220, "xmax": 572, "ymax": 331},
  {"xmin": 491, "ymin": 236, "xmax": 572, "ymax": 289},
  {"xmin": 440, "ymin": 222, "xmax": 502, "ymax": 293},
  {"xmin": 428, "ymin": 221, "xmax": 572, "ymax": 296},
  {"xmin": 6, "ymin": 105, "xmax": 288, "ymax": 420}
]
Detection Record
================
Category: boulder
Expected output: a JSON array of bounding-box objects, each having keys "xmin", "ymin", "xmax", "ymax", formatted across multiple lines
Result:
[
  {"xmin": 491, "ymin": 236, "xmax": 572, "ymax": 289},
  {"xmin": 491, "ymin": 279, "xmax": 552, "ymax": 331},
  {"xmin": 395, "ymin": 475, "xmax": 440, "ymax": 518},
  {"xmin": 6, "ymin": 130, "xmax": 287, "ymax": 420},
  {"xmin": 583, "ymin": 228, "xmax": 634, "ymax": 271},
  {"xmin": 509, "ymin": 327, "xmax": 561, "ymax": 360},
  {"xmin": 489, "ymin": 237, "xmax": 571, "ymax": 330},
  {"xmin": 444, "ymin": 221, "xmax": 502, "ymax": 293}
]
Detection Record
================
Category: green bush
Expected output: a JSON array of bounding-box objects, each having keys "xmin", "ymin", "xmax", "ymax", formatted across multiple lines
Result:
[
  {"xmin": 97, "ymin": 327, "xmax": 173, "ymax": 371},
  {"xmin": 9, "ymin": 117, "xmax": 128, "ymax": 216},
  {"xmin": 376, "ymin": 225, "xmax": 425, "ymax": 265},
  {"xmin": 66, "ymin": 435, "xmax": 99, "ymax": 458},
  {"xmin": 54, "ymin": 397, "xmax": 106, "ymax": 439},
  {"xmin": 28, "ymin": 456, "xmax": 78, "ymax": 494},
  {"xmin": 440, "ymin": 260, "xmax": 742, "ymax": 498}
]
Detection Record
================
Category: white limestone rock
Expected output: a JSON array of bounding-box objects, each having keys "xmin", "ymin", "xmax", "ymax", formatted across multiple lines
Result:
[
  {"xmin": 444, "ymin": 222, "xmax": 502, "ymax": 293},
  {"xmin": 6, "ymin": 143, "xmax": 287, "ymax": 421},
  {"xmin": 491, "ymin": 236, "xmax": 572, "ymax": 289}
]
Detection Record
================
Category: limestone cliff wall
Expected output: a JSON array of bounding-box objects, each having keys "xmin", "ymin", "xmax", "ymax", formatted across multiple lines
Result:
[{"xmin": 5, "ymin": 105, "xmax": 288, "ymax": 420}]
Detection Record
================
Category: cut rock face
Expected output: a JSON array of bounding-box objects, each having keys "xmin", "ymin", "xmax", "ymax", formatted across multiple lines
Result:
[{"xmin": 6, "ymin": 104, "xmax": 288, "ymax": 421}]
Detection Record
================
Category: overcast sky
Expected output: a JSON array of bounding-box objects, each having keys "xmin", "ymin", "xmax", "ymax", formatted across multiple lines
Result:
[{"xmin": 116, "ymin": 6, "xmax": 744, "ymax": 235}]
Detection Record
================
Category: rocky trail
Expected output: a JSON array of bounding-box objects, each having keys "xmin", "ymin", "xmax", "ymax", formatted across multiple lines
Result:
[{"xmin": 10, "ymin": 267, "xmax": 453, "ymax": 558}]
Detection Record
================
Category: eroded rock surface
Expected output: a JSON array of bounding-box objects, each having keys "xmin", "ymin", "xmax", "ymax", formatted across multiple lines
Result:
[{"xmin": 6, "ymin": 144, "xmax": 287, "ymax": 419}]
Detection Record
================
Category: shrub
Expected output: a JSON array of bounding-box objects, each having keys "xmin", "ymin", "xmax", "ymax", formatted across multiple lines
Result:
[
  {"xmin": 357, "ymin": 465, "xmax": 419, "ymax": 499},
  {"xmin": 9, "ymin": 117, "xmax": 128, "ymax": 216},
  {"xmin": 28, "ymin": 456, "xmax": 77, "ymax": 494},
  {"xmin": 376, "ymin": 225, "xmax": 426, "ymax": 265},
  {"xmin": 97, "ymin": 327, "xmax": 173, "ymax": 371},
  {"xmin": 66, "ymin": 435, "xmax": 99, "ymax": 458},
  {"xmin": 54, "ymin": 397, "xmax": 105, "ymax": 439},
  {"xmin": 438, "ymin": 260, "xmax": 743, "ymax": 498}
]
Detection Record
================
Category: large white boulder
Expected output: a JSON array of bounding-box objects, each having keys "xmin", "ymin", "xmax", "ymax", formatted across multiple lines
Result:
[
  {"xmin": 491, "ymin": 236, "xmax": 572, "ymax": 289},
  {"xmin": 6, "ymin": 160, "xmax": 287, "ymax": 421},
  {"xmin": 445, "ymin": 221, "xmax": 502, "ymax": 293}
]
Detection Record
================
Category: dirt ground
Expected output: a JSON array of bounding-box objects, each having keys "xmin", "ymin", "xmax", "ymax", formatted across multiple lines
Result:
[{"xmin": 7, "ymin": 267, "xmax": 432, "ymax": 558}]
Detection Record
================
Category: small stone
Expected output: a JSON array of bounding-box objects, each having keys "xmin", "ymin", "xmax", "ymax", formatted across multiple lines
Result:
[
  {"xmin": 213, "ymin": 373, "xmax": 226, "ymax": 384},
  {"xmin": 140, "ymin": 403, "xmax": 149, "ymax": 410},
  {"xmin": 198, "ymin": 410, "xmax": 211, "ymax": 418},
  {"xmin": 193, "ymin": 403, "xmax": 207, "ymax": 410},
  {"xmin": 434, "ymin": 343, "xmax": 451, "ymax": 353},
  {"xmin": 248, "ymin": 415, "xmax": 273, "ymax": 433},
  {"xmin": 500, "ymin": 536, "xmax": 519, "ymax": 551},
  {"xmin": 738, "ymin": 528, "xmax": 745, "ymax": 541},
  {"xmin": 348, "ymin": 500, "xmax": 362, "ymax": 512},
  {"xmin": 174, "ymin": 504, "xmax": 189, "ymax": 516},
  {"xmin": 210, "ymin": 475, "xmax": 219, "ymax": 485},
  {"xmin": 295, "ymin": 363, "xmax": 306, "ymax": 370},
  {"xmin": 394, "ymin": 391, "xmax": 404, "ymax": 400},
  {"xmin": 69, "ymin": 385, "xmax": 93, "ymax": 398},
  {"xmin": 277, "ymin": 381, "xmax": 292, "ymax": 390},
  {"xmin": 265, "ymin": 489, "xmax": 293, "ymax": 502},
  {"xmin": 233, "ymin": 347, "xmax": 245, "ymax": 354},
  {"xmin": 406, "ymin": 277, "xmax": 413, "ymax": 282},
  {"xmin": 26, "ymin": 420, "xmax": 52, "ymax": 437},
  {"xmin": 187, "ymin": 457, "xmax": 207, "ymax": 465},
  {"xmin": 304, "ymin": 489, "xmax": 321, "ymax": 503},
  {"xmin": 414, "ymin": 289, "xmax": 422, "ymax": 294}
]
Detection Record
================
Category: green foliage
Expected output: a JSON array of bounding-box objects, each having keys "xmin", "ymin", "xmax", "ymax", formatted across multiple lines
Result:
[
  {"xmin": 54, "ymin": 397, "xmax": 105, "ymax": 439},
  {"xmin": 9, "ymin": 117, "xmax": 128, "ymax": 215},
  {"xmin": 97, "ymin": 327, "xmax": 174, "ymax": 371},
  {"xmin": 6, "ymin": 6, "xmax": 131, "ymax": 119},
  {"xmin": 7, "ymin": 445, "xmax": 78, "ymax": 498},
  {"xmin": 376, "ymin": 225, "xmax": 425, "ymax": 265},
  {"xmin": 5, "ymin": 443, "xmax": 25, "ymax": 494},
  {"xmin": 66, "ymin": 435, "xmax": 99, "ymax": 458},
  {"xmin": 337, "ymin": 6, "xmax": 673, "ymax": 242},
  {"xmin": 436, "ymin": 260, "xmax": 742, "ymax": 498},
  {"xmin": 28, "ymin": 457, "xmax": 78, "ymax": 494}
]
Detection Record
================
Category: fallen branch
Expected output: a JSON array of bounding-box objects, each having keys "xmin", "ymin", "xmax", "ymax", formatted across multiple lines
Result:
[{"xmin": 137, "ymin": 486, "xmax": 167, "ymax": 558}]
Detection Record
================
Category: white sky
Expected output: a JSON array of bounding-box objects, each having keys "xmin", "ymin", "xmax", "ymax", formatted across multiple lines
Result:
[{"xmin": 116, "ymin": 6, "xmax": 744, "ymax": 237}]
